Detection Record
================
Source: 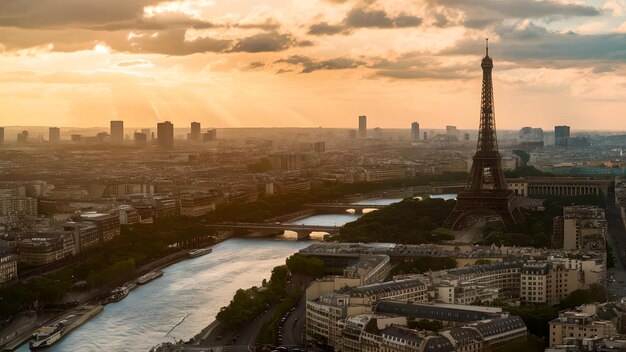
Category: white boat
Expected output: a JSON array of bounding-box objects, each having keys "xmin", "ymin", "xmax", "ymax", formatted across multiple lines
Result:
[
  {"xmin": 136, "ymin": 270, "xmax": 164, "ymax": 285},
  {"xmin": 188, "ymin": 247, "xmax": 213, "ymax": 258},
  {"xmin": 29, "ymin": 306, "xmax": 103, "ymax": 349}
]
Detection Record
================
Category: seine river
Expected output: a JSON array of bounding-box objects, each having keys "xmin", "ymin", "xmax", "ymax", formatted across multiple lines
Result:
[{"xmin": 18, "ymin": 195, "xmax": 455, "ymax": 351}]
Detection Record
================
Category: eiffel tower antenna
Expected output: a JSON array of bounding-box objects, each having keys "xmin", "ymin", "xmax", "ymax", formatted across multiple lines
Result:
[{"xmin": 486, "ymin": 38, "xmax": 488, "ymax": 56}]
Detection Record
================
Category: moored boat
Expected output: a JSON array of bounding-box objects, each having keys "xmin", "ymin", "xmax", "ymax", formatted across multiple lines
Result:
[
  {"xmin": 29, "ymin": 305, "xmax": 103, "ymax": 349},
  {"xmin": 188, "ymin": 247, "xmax": 212, "ymax": 258},
  {"xmin": 136, "ymin": 270, "xmax": 164, "ymax": 285},
  {"xmin": 107, "ymin": 286, "xmax": 130, "ymax": 303}
]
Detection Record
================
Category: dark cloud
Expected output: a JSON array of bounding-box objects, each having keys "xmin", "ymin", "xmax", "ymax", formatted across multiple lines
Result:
[
  {"xmin": 592, "ymin": 65, "xmax": 616, "ymax": 74},
  {"xmin": 308, "ymin": 7, "xmax": 422, "ymax": 36},
  {"xmin": 344, "ymin": 8, "xmax": 394, "ymax": 28},
  {"xmin": 124, "ymin": 29, "xmax": 231, "ymax": 55},
  {"xmin": 273, "ymin": 52, "xmax": 474, "ymax": 79},
  {"xmin": 275, "ymin": 55, "xmax": 366, "ymax": 73},
  {"xmin": 245, "ymin": 61, "xmax": 266, "ymax": 70},
  {"xmin": 448, "ymin": 22, "xmax": 626, "ymax": 64},
  {"xmin": 229, "ymin": 32, "xmax": 302, "ymax": 53},
  {"xmin": 428, "ymin": 0, "xmax": 600, "ymax": 28},
  {"xmin": 371, "ymin": 53, "xmax": 474, "ymax": 80},
  {"xmin": 0, "ymin": 26, "xmax": 309, "ymax": 56},
  {"xmin": 308, "ymin": 22, "xmax": 348, "ymax": 35},
  {"xmin": 0, "ymin": 0, "xmax": 157, "ymax": 29}
]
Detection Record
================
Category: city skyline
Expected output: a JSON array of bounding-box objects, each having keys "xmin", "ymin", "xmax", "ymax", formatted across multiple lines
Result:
[{"xmin": 2, "ymin": 0, "xmax": 626, "ymax": 129}]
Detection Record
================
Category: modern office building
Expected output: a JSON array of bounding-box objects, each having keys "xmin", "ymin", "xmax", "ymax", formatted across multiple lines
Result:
[
  {"xmin": 16, "ymin": 130, "xmax": 28, "ymax": 144},
  {"xmin": 49, "ymin": 127, "xmax": 60, "ymax": 144},
  {"xmin": 141, "ymin": 128, "xmax": 151, "ymax": 140},
  {"xmin": 110, "ymin": 120, "xmax": 124, "ymax": 143},
  {"xmin": 555, "ymin": 125, "xmax": 570, "ymax": 147},
  {"xmin": 134, "ymin": 132, "xmax": 148, "ymax": 144},
  {"xmin": 359, "ymin": 115, "xmax": 367, "ymax": 138},
  {"xmin": 203, "ymin": 128, "xmax": 217, "ymax": 141},
  {"xmin": 157, "ymin": 121, "xmax": 174, "ymax": 149},
  {"xmin": 0, "ymin": 127, "xmax": 4, "ymax": 145},
  {"xmin": 411, "ymin": 122, "xmax": 420, "ymax": 142},
  {"xmin": 188, "ymin": 122, "xmax": 201, "ymax": 141}
]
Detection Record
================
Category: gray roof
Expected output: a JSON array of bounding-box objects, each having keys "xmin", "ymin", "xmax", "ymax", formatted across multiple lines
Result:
[
  {"xmin": 475, "ymin": 316, "xmax": 526, "ymax": 337},
  {"xmin": 375, "ymin": 301, "xmax": 501, "ymax": 323},
  {"xmin": 381, "ymin": 326, "xmax": 423, "ymax": 344},
  {"xmin": 446, "ymin": 327, "xmax": 482, "ymax": 345},
  {"xmin": 446, "ymin": 262, "xmax": 522, "ymax": 279},
  {"xmin": 423, "ymin": 336, "xmax": 454, "ymax": 352},
  {"xmin": 349, "ymin": 279, "xmax": 425, "ymax": 297}
]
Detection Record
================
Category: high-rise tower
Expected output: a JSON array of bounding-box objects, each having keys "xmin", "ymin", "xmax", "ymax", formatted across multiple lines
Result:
[
  {"xmin": 358, "ymin": 115, "xmax": 367, "ymax": 138},
  {"xmin": 157, "ymin": 121, "xmax": 174, "ymax": 149},
  {"xmin": 49, "ymin": 127, "xmax": 60, "ymax": 143},
  {"xmin": 411, "ymin": 122, "xmax": 420, "ymax": 142},
  {"xmin": 110, "ymin": 120, "xmax": 124, "ymax": 143},
  {"xmin": 443, "ymin": 41, "xmax": 523, "ymax": 230}
]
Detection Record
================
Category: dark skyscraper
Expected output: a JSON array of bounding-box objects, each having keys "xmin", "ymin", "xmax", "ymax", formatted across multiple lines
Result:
[
  {"xmin": 0, "ymin": 127, "xmax": 4, "ymax": 145},
  {"xmin": 189, "ymin": 122, "xmax": 201, "ymax": 141},
  {"xmin": 555, "ymin": 125, "xmax": 570, "ymax": 147},
  {"xmin": 110, "ymin": 120, "xmax": 124, "ymax": 143},
  {"xmin": 157, "ymin": 121, "xmax": 174, "ymax": 149},
  {"xmin": 411, "ymin": 122, "xmax": 420, "ymax": 142},
  {"xmin": 134, "ymin": 132, "xmax": 148, "ymax": 145},
  {"xmin": 444, "ymin": 41, "xmax": 523, "ymax": 230},
  {"xmin": 17, "ymin": 130, "xmax": 28, "ymax": 144},
  {"xmin": 203, "ymin": 129, "xmax": 217, "ymax": 141},
  {"xmin": 49, "ymin": 127, "xmax": 60, "ymax": 144},
  {"xmin": 358, "ymin": 115, "xmax": 367, "ymax": 138}
]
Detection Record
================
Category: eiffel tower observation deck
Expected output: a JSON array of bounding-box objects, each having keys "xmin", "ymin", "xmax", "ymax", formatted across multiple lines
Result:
[{"xmin": 443, "ymin": 40, "xmax": 524, "ymax": 230}]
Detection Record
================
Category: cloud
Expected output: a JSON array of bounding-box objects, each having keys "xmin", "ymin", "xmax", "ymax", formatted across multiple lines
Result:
[
  {"xmin": 113, "ymin": 59, "xmax": 154, "ymax": 68},
  {"xmin": 275, "ymin": 55, "xmax": 366, "ymax": 73},
  {"xmin": 308, "ymin": 22, "xmax": 348, "ymax": 35},
  {"xmin": 428, "ymin": 0, "xmax": 601, "ymax": 28},
  {"xmin": 243, "ymin": 61, "xmax": 266, "ymax": 71},
  {"xmin": 229, "ymin": 32, "xmax": 304, "ymax": 53},
  {"xmin": 125, "ymin": 29, "xmax": 231, "ymax": 55},
  {"xmin": 371, "ymin": 53, "xmax": 474, "ymax": 80},
  {"xmin": 307, "ymin": 7, "xmax": 423, "ymax": 36},
  {"xmin": 273, "ymin": 52, "xmax": 471, "ymax": 79},
  {"xmin": 592, "ymin": 65, "xmax": 616, "ymax": 74},
  {"xmin": 0, "ymin": 0, "xmax": 157, "ymax": 29},
  {"xmin": 448, "ymin": 22, "xmax": 626, "ymax": 64}
]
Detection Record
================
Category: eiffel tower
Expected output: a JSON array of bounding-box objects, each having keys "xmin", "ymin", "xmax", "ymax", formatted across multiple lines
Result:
[{"xmin": 443, "ymin": 40, "xmax": 524, "ymax": 230}]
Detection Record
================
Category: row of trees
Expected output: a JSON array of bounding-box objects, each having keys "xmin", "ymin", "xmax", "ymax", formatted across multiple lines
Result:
[
  {"xmin": 216, "ymin": 265, "xmax": 289, "ymax": 329},
  {"xmin": 207, "ymin": 173, "xmax": 468, "ymax": 224},
  {"xmin": 481, "ymin": 194, "xmax": 606, "ymax": 248},
  {"xmin": 337, "ymin": 198, "xmax": 456, "ymax": 244},
  {"xmin": 389, "ymin": 257, "xmax": 457, "ymax": 276}
]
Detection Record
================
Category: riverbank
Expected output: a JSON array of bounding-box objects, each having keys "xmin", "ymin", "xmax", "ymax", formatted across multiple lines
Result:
[
  {"xmin": 13, "ymin": 238, "xmax": 311, "ymax": 352},
  {"xmin": 1, "ymin": 232, "xmax": 231, "ymax": 351}
]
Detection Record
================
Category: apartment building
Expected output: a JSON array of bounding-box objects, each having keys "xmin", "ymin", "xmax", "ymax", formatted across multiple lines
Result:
[
  {"xmin": 179, "ymin": 192, "xmax": 215, "ymax": 217},
  {"xmin": 549, "ymin": 311, "xmax": 618, "ymax": 347},
  {"xmin": 553, "ymin": 206, "xmax": 607, "ymax": 251}
]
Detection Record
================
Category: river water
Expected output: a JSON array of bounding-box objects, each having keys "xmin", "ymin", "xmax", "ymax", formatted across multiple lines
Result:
[
  {"xmin": 19, "ymin": 195, "xmax": 455, "ymax": 351},
  {"xmin": 18, "ymin": 239, "xmax": 310, "ymax": 352}
]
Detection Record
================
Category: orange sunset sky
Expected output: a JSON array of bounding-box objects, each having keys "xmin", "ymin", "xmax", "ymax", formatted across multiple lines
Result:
[{"xmin": 1, "ymin": 0, "xmax": 626, "ymax": 130}]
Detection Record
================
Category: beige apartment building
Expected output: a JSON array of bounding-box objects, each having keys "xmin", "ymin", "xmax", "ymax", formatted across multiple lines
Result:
[{"xmin": 549, "ymin": 311, "xmax": 618, "ymax": 347}]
